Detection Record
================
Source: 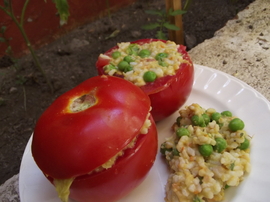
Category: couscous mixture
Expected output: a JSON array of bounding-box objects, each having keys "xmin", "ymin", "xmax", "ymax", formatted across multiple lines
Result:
[
  {"xmin": 99, "ymin": 40, "xmax": 186, "ymax": 86},
  {"xmin": 161, "ymin": 103, "xmax": 251, "ymax": 202}
]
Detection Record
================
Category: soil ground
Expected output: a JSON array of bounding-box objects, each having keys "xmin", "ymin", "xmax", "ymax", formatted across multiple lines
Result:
[{"xmin": 0, "ymin": 0, "xmax": 254, "ymax": 185}]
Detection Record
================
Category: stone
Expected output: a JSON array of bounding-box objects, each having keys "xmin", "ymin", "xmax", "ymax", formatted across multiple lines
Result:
[
  {"xmin": 70, "ymin": 38, "xmax": 90, "ymax": 50},
  {"xmin": 9, "ymin": 87, "xmax": 18, "ymax": 94}
]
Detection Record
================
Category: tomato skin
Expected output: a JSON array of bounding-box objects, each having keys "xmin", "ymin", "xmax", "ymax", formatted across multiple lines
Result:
[
  {"xmin": 32, "ymin": 75, "xmax": 158, "ymax": 201},
  {"xmin": 96, "ymin": 39, "xmax": 194, "ymax": 122},
  {"xmin": 145, "ymin": 59, "xmax": 194, "ymax": 121},
  {"xmin": 32, "ymin": 75, "xmax": 153, "ymax": 180},
  {"xmin": 68, "ymin": 115, "xmax": 157, "ymax": 202}
]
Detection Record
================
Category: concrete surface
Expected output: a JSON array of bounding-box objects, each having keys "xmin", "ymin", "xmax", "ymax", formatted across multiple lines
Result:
[
  {"xmin": 188, "ymin": 0, "xmax": 270, "ymax": 100},
  {"xmin": 0, "ymin": 0, "xmax": 269, "ymax": 201}
]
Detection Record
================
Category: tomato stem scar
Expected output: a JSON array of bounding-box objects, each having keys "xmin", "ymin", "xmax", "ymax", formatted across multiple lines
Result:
[{"xmin": 70, "ymin": 89, "xmax": 97, "ymax": 112}]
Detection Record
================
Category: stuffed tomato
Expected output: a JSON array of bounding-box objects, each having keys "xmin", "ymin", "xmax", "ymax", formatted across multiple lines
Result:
[
  {"xmin": 31, "ymin": 75, "xmax": 158, "ymax": 202},
  {"xmin": 96, "ymin": 39, "xmax": 194, "ymax": 122}
]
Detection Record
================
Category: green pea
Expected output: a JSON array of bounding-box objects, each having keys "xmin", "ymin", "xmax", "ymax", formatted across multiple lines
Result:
[
  {"xmin": 176, "ymin": 127, "xmax": 189, "ymax": 138},
  {"xmin": 127, "ymin": 44, "xmax": 139, "ymax": 55},
  {"xmin": 104, "ymin": 64, "xmax": 116, "ymax": 71},
  {"xmin": 199, "ymin": 144, "xmax": 213, "ymax": 157},
  {"xmin": 158, "ymin": 60, "xmax": 168, "ymax": 67},
  {"xmin": 138, "ymin": 49, "xmax": 151, "ymax": 58},
  {"xmin": 213, "ymin": 137, "xmax": 227, "ymax": 153},
  {"xmin": 143, "ymin": 71, "xmax": 157, "ymax": 82},
  {"xmin": 228, "ymin": 118, "xmax": 245, "ymax": 132},
  {"xmin": 123, "ymin": 55, "xmax": 134, "ymax": 63},
  {"xmin": 118, "ymin": 61, "xmax": 130, "ymax": 71},
  {"xmin": 191, "ymin": 115, "xmax": 205, "ymax": 127},
  {"xmin": 221, "ymin": 110, "xmax": 232, "ymax": 117},
  {"xmin": 230, "ymin": 162, "xmax": 235, "ymax": 170},
  {"xmin": 202, "ymin": 113, "xmax": 210, "ymax": 125},
  {"xmin": 155, "ymin": 52, "xmax": 168, "ymax": 60},
  {"xmin": 211, "ymin": 112, "xmax": 221, "ymax": 123},
  {"xmin": 238, "ymin": 138, "xmax": 250, "ymax": 150},
  {"xmin": 111, "ymin": 51, "xmax": 121, "ymax": 59}
]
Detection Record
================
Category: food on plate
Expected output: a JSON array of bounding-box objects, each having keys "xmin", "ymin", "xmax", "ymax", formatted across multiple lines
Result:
[
  {"xmin": 31, "ymin": 75, "xmax": 158, "ymax": 202},
  {"xmin": 160, "ymin": 103, "xmax": 251, "ymax": 202},
  {"xmin": 96, "ymin": 39, "xmax": 194, "ymax": 122}
]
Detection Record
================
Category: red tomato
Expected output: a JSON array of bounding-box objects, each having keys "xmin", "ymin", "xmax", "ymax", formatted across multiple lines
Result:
[
  {"xmin": 96, "ymin": 39, "xmax": 194, "ymax": 122},
  {"xmin": 32, "ymin": 75, "xmax": 157, "ymax": 202}
]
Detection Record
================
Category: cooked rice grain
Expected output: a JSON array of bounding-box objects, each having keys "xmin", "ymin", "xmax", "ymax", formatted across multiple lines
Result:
[{"xmin": 162, "ymin": 103, "xmax": 251, "ymax": 202}]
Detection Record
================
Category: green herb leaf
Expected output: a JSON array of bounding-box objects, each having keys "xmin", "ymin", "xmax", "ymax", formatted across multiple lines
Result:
[
  {"xmin": 141, "ymin": 23, "xmax": 160, "ymax": 30},
  {"xmin": 168, "ymin": 8, "xmax": 173, "ymax": 15},
  {"xmin": 163, "ymin": 22, "xmax": 180, "ymax": 31},
  {"xmin": 169, "ymin": 9, "xmax": 187, "ymax": 16},
  {"xmin": 172, "ymin": 148, "xmax": 180, "ymax": 156},
  {"xmin": 53, "ymin": 0, "xmax": 70, "ymax": 26},
  {"xmin": 230, "ymin": 162, "xmax": 235, "ymax": 170},
  {"xmin": 145, "ymin": 9, "xmax": 164, "ymax": 16},
  {"xmin": 193, "ymin": 195, "xmax": 202, "ymax": 202}
]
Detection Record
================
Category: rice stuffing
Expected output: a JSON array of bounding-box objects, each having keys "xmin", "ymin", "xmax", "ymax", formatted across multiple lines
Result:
[
  {"xmin": 99, "ymin": 40, "xmax": 187, "ymax": 86},
  {"xmin": 161, "ymin": 103, "xmax": 251, "ymax": 202}
]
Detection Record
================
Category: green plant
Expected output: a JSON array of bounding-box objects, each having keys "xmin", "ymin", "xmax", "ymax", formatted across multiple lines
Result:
[
  {"xmin": 142, "ymin": 8, "xmax": 187, "ymax": 40},
  {"xmin": 0, "ymin": 26, "xmax": 7, "ymax": 43},
  {"xmin": 0, "ymin": 25, "xmax": 19, "ymax": 69},
  {"xmin": 141, "ymin": 0, "xmax": 193, "ymax": 42},
  {"xmin": 0, "ymin": 0, "xmax": 70, "ymax": 93},
  {"xmin": 15, "ymin": 75, "xmax": 27, "ymax": 85},
  {"xmin": 0, "ymin": 26, "xmax": 9, "ymax": 47}
]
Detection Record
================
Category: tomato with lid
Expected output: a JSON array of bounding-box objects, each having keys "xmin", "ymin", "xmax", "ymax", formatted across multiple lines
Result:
[{"xmin": 32, "ymin": 75, "xmax": 157, "ymax": 202}]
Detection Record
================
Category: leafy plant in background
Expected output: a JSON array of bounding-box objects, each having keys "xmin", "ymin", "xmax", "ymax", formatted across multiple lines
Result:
[
  {"xmin": 142, "ymin": 0, "xmax": 193, "ymax": 40},
  {"xmin": 142, "ymin": 8, "xmax": 186, "ymax": 40},
  {"xmin": 0, "ymin": 0, "xmax": 70, "ymax": 93},
  {"xmin": 0, "ymin": 25, "xmax": 19, "ymax": 70}
]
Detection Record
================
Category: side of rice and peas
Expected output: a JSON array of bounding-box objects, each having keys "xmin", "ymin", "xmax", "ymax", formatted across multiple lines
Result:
[
  {"xmin": 161, "ymin": 103, "xmax": 251, "ymax": 202},
  {"xmin": 99, "ymin": 40, "xmax": 251, "ymax": 202}
]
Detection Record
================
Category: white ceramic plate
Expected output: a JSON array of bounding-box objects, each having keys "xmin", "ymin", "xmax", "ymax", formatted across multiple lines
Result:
[{"xmin": 19, "ymin": 64, "xmax": 270, "ymax": 202}]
